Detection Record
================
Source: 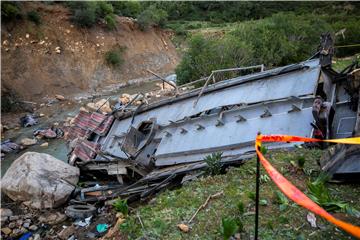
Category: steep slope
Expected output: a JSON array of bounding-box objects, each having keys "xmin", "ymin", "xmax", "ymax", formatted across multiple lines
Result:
[{"xmin": 1, "ymin": 2, "xmax": 179, "ymax": 101}]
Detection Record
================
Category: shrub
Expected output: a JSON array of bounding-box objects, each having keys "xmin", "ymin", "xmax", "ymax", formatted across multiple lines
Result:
[
  {"xmin": 175, "ymin": 34, "xmax": 253, "ymax": 85},
  {"xmin": 27, "ymin": 11, "xmax": 41, "ymax": 25},
  {"xmin": 220, "ymin": 217, "xmax": 238, "ymax": 240},
  {"xmin": 112, "ymin": 198, "xmax": 129, "ymax": 215},
  {"xmin": 1, "ymin": 2, "xmax": 21, "ymax": 22},
  {"xmin": 97, "ymin": 1, "xmax": 114, "ymax": 18},
  {"xmin": 69, "ymin": 2, "xmax": 98, "ymax": 28},
  {"xmin": 137, "ymin": 5, "xmax": 168, "ymax": 31},
  {"xmin": 104, "ymin": 14, "xmax": 116, "ymax": 30},
  {"xmin": 105, "ymin": 46, "xmax": 126, "ymax": 67},
  {"xmin": 111, "ymin": 1, "xmax": 142, "ymax": 17},
  {"xmin": 204, "ymin": 152, "xmax": 223, "ymax": 176}
]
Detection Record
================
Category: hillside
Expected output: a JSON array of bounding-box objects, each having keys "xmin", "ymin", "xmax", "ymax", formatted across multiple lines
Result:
[{"xmin": 1, "ymin": 2, "xmax": 179, "ymax": 101}]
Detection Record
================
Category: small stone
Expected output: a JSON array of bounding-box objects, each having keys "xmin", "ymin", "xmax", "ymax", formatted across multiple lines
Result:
[
  {"xmin": 26, "ymin": 34, "xmax": 30, "ymax": 39},
  {"xmin": 55, "ymin": 46, "xmax": 61, "ymax": 54},
  {"xmin": 16, "ymin": 219, "xmax": 23, "ymax": 226},
  {"xmin": 8, "ymin": 222, "xmax": 16, "ymax": 228},
  {"xmin": 39, "ymin": 40, "xmax": 45, "ymax": 45},
  {"xmin": 24, "ymin": 218, "xmax": 31, "ymax": 223},
  {"xmin": 39, "ymin": 113, "xmax": 45, "ymax": 117},
  {"xmin": 55, "ymin": 94, "xmax": 65, "ymax": 101},
  {"xmin": 1, "ymin": 227, "xmax": 12, "ymax": 235},
  {"xmin": 0, "ymin": 208, "xmax": 13, "ymax": 218},
  {"xmin": 33, "ymin": 233, "xmax": 41, "ymax": 240},
  {"xmin": 40, "ymin": 142, "xmax": 48, "ymax": 148},
  {"xmin": 23, "ymin": 222, "xmax": 30, "ymax": 228},
  {"xmin": 58, "ymin": 225, "xmax": 75, "ymax": 240},
  {"xmin": 177, "ymin": 223, "xmax": 190, "ymax": 233},
  {"xmin": 29, "ymin": 225, "xmax": 38, "ymax": 231},
  {"xmin": 38, "ymin": 212, "xmax": 67, "ymax": 225},
  {"xmin": 10, "ymin": 228, "xmax": 22, "ymax": 237},
  {"xmin": 9, "ymin": 216, "xmax": 19, "ymax": 221},
  {"xmin": 20, "ymin": 138, "xmax": 37, "ymax": 146}
]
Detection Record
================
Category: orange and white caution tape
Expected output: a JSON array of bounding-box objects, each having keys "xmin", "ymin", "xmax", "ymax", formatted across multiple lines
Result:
[{"xmin": 255, "ymin": 135, "xmax": 360, "ymax": 238}]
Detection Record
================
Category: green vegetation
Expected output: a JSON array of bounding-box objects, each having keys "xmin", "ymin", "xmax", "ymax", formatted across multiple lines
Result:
[
  {"xmin": 118, "ymin": 149, "xmax": 360, "ymax": 239},
  {"xmin": 137, "ymin": 5, "xmax": 167, "ymax": 31},
  {"xmin": 221, "ymin": 217, "xmax": 239, "ymax": 240},
  {"xmin": 204, "ymin": 152, "xmax": 223, "ymax": 176},
  {"xmin": 308, "ymin": 174, "xmax": 360, "ymax": 217},
  {"xmin": 1, "ymin": 2, "xmax": 21, "ymax": 22},
  {"xmin": 27, "ymin": 11, "xmax": 41, "ymax": 25},
  {"xmin": 113, "ymin": 198, "xmax": 129, "ymax": 216},
  {"xmin": 105, "ymin": 46, "xmax": 126, "ymax": 68}
]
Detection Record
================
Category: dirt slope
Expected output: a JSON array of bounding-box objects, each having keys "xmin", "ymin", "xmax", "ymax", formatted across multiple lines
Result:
[{"xmin": 1, "ymin": 2, "xmax": 179, "ymax": 101}]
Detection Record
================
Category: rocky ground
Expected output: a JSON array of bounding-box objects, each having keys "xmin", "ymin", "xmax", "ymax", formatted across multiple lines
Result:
[{"xmin": 0, "ymin": 79, "xmax": 184, "ymax": 240}]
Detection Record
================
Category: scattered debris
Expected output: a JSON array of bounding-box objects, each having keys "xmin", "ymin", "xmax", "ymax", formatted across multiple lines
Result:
[
  {"xmin": 65, "ymin": 205, "xmax": 97, "ymax": 219},
  {"xmin": 188, "ymin": 191, "xmax": 224, "ymax": 224},
  {"xmin": 96, "ymin": 223, "xmax": 109, "ymax": 233},
  {"xmin": 1, "ymin": 140, "xmax": 21, "ymax": 153},
  {"xmin": 307, "ymin": 212, "xmax": 317, "ymax": 228},
  {"xmin": 34, "ymin": 127, "xmax": 64, "ymax": 139},
  {"xmin": 74, "ymin": 216, "xmax": 92, "ymax": 227},
  {"xmin": 20, "ymin": 114, "xmax": 38, "ymax": 127}
]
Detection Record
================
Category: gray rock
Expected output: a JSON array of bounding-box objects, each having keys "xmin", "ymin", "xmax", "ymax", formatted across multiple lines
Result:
[
  {"xmin": 24, "ymin": 218, "xmax": 31, "ymax": 223},
  {"xmin": 9, "ymin": 216, "xmax": 19, "ymax": 221},
  {"xmin": 8, "ymin": 222, "xmax": 16, "ymax": 228},
  {"xmin": 23, "ymin": 222, "xmax": 30, "ymax": 228},
  {"xmin": 33, "ymin": 233, "xmax": 41, "ymax": 240},
  {"xmin": 38, "ymin": 211, "xmax": 67, "ymax": 225},
  {"xmin": 1, "ymin": 152, "xmax": 79, "ymax": 209},
  {"xmin": 29, "ymin": 225, "xmax": 38, "ymax": 231},
  {"xmin": 0, "ymin": 208, "xmax": 13, "ymax": 218},
  {"xmin": 16, "ymin": 219, "xmax": 23, "ymax": 226}
]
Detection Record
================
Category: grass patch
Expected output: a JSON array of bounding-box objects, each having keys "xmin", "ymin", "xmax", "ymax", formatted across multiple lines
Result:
[
  {"xmin": 332, "ymin": 54, "xmax": 360, "ymax": 72},
  {"xmin": 120, "ymin": 148, "xmax": 360, "ymax": 239}
]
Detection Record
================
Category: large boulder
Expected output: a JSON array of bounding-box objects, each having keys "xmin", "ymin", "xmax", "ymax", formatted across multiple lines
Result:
[{"xmin": 1, "ymin": 152, "xmax": 79, "ymax": 209}]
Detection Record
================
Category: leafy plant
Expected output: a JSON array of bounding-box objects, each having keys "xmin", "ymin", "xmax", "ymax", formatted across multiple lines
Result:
[
  {"xmin": 220, "ymin": 217, "xmax": 238, "ymax": 240},
  {"xmin": 113, "ymin": 198, "xmax": 129, "ymax": 215},
  {"xmin": 27, "ymin": 11, "xmax": 41, "ymax": 25},
  {"xmin": 297, "ymin": 155, "xmax": 306, "ymax": 169},
  {"xmin": 260, "ymin": 145, "xmax": 268, "ymax": 154},
  {"xmin": 237, "ymin": 201, "xmax": 245, "ymax": 215},
  {"xmin": 260, "ymin": 174, "xmax": 270, "ymax": 183},
  {"xmin": 137, "ymin": 5, "xmax": 168, "ymax": 31},
  {"xmin": 104, "ymin": 14, "xmax": 116, "ymax": 30},
  {"xmin": 1, "ymin": 2, "xmax": 21, "ymax": 22},
  {"xmin": 259, "ymin": 199, "xmax": 268, "ymax": 206},
  {"xmin": 308, "ymin": 174, "xmax": 360, "ymax": 217},
  {"xmin": 204, "ymin": 152, "xmax": 223, "ymax": 176},
  {"xmin": 105, "ymin": 46, "xmax": 126, "ymax": 67},
  {"xmin": 247, "ymin": 191, "xmax": 256, "ymax": 202},
  {"xmin": 274, "ymin": 190, "xmax": 289, "ymax": 211}
]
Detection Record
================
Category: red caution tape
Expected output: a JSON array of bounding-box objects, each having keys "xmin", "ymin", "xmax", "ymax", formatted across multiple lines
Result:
[{"xmin": 255, "ymin": 135, "xmax": 360, "ymax": 238}]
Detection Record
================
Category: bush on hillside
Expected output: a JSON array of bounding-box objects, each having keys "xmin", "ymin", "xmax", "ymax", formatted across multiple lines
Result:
[
  {"xmin": 1, "ymin": 2, "xmax": 21, "ymax": 22},
  {"xmin": 105, "ymin": 46, "xmax": 126, "ymax": 68},
  {"xmin": 27, "ymin": 11, "xmax": 41, "ymax": 25},
  {"xmin": 175, "ymin": 13, "xmax": 336, "ymax": 85},
  {"xmin": 137, "ymin": 5, "xmax": 168, "ymax": 31},
  {"xmin": 111, "ymin": 1, "xmax": 142, "ymax": 17},
  {"xmin": 104, "ymin": 14, "xmax": 116, "ymax": 30},
  {"xmin": 68, "ymin": 2, "xmax": 98, "ymax": 28},
  {"xmin": 175, "ymin": 34, "xmax": 253, "ymax": 85}
]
